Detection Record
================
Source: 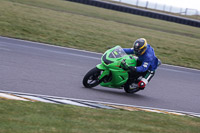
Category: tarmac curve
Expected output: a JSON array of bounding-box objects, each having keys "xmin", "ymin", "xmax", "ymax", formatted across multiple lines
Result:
[{"xmin": 0, "ymin": 36, "xmax": 200, "ymax": 113}]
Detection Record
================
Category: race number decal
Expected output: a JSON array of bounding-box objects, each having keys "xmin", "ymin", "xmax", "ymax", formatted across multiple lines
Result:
[{"xmin": 143, "ymin": 62, "xmax": 149, "ymax": 68}]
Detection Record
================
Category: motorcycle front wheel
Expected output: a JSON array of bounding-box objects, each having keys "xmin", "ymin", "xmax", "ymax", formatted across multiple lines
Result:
[{"xmin": 82, "ymin": 67, "xmax": 102, "ymax": 88}]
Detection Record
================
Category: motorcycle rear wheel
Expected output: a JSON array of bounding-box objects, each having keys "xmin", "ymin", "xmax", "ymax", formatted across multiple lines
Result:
[
  {"xmin": 124, "ymin": 82, "xmax": 140, "ymax": 93},
  {"xmin": 82, "ymin": 67, "xmax": 102, "ymax": 88}
]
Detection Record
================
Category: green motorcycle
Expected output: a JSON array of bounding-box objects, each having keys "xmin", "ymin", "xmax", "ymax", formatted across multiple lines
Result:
[{"xmin": 82, "ymin": 45, "xmax": 141, "ymax": 93}]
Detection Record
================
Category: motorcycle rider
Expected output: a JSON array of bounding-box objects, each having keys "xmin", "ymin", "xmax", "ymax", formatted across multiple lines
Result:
[{"xmin": 122, "ymin": 38, "xmax": 161, "ymax": 89}]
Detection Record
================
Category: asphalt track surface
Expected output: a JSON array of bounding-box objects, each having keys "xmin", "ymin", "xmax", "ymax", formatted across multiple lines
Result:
[{"xmin": 0, "ymin": 36, "xmax": 200, "ymax": 113}]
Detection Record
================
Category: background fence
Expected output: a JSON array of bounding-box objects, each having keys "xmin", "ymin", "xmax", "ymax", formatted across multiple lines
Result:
[
  {"xmin": 112, "ymin": 0, "xmax": 199, "ymax": 16},
  {"xmin": 67, "ymin": 0, "xmax": 200, "ymax": 27}
]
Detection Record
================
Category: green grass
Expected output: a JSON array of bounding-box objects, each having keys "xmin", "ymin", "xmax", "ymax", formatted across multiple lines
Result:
[
  {"xmin": 0, "ymin": 0, "xmax": 200, "ymax": 69},
  {"xmin": 0, "ymin": 99, "xmax": 200, "ymax": 133}
]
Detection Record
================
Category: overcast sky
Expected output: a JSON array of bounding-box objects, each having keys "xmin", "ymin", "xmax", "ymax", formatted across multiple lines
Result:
[{"xmin": 146, "ymin": 0, "xmax": 200, "ymax": 10}]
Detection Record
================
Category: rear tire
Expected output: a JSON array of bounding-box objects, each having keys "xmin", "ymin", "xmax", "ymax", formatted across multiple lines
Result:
[
  {"xmin": 82, "ymin": 67, "xmax": 102, "ymax": 88},
  {"xmin": 124, "ymin": 82, "xmax": 140, "ymax": 93}
]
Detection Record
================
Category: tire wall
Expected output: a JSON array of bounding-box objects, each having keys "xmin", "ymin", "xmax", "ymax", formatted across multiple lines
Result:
[{"xmin": 66, "ymin": 0, "xmax": 200, "ymax": 27}]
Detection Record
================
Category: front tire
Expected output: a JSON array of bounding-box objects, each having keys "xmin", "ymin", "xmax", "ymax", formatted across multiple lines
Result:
[
  {"xmin": 124, "ymin": 82, "xmax": 140, "ymax": 93},
  {"xmin": 82, "ymin": 67, "xmax": 102, "ymax": 88}
]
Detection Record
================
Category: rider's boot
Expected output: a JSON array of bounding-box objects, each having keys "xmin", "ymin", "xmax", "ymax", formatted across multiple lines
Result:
[{"xmin": 138, "ymin": 70, "xmax": 155, "ymax": 90}]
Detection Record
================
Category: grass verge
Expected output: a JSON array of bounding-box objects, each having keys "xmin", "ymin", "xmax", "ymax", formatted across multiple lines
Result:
[
  {"xmin": 0, "ymin": 99, "xmax": 200, "ymax": 133},
  {"xmin": 0, "ymin": 0, "xmax": 200, "ymax": 69}
]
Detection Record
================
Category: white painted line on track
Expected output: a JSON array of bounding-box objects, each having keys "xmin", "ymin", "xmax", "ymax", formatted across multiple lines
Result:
[
  {"xmin": 0, "ymin": 93, "xmax": 29, "ymax": 101},
  {"xmin": 1, "ymin": 90, "xmax": 200, "ymax": 117},
  {"xmin": 46, "ymin": 98, "xmax": 92, "ymax": 107},
  {"xmin": 158, "ymin": 67, "xmax": 200, "ymax": 75},
  {"xmin": 0, "ymin": 41, "xmax": 100, "ymax": 60},
  {"xmin": 16, "ymin": 95, "xmax": 57, "ymax": 103},
  {"xmin": 161, "ymin": 63, "xmax": 200, "ymax": 72},
  {"xmin": 0, "ymin": 36, "xmax": 102, "ymax": 55},
  {"xmin": 0, "ymin": 47, "xmax": 12, "ymax": 51}
]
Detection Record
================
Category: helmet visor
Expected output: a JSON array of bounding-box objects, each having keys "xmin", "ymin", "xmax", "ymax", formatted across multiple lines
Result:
[{"xmin": 134, "ymin": 48, "xmax": 145, "ymax": 56}]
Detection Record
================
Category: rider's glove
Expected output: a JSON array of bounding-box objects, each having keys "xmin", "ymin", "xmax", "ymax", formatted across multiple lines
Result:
[
  {"xmin": 121, "ymin": 59, "xmax": 137, "ymax": 72},
  {"xmin": 120, "ymin": 59, "xmax": 129, "ymax": 70},
  {"xmin": 129, "ymin": 66, "xmax": 137, "ymax": 73}
]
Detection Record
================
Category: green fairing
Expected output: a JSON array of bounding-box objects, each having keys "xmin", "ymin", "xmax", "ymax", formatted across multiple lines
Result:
[{"xmin": 96, "ymin": 46, "xmax": 137, "ymax": 88}]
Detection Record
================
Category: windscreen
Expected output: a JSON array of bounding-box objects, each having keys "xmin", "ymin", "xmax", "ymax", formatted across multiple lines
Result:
[{"xmin": 108, "ymin": 46, "xmax": 127, "ymax": 58}]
